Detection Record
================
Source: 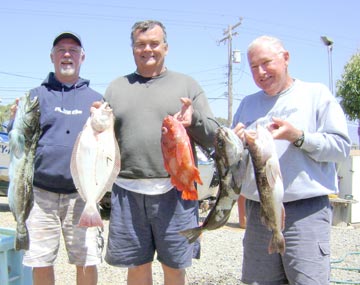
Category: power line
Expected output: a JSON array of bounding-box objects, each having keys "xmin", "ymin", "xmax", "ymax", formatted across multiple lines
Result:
[{"xmin": 0, "ymin": 71, "xmax": 43, "ymax": 81}]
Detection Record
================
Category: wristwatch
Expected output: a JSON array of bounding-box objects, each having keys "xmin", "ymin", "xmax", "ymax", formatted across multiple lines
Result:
[{"xmin": 293, "ymin": 132, "xmax": 304, "ymax": 148}]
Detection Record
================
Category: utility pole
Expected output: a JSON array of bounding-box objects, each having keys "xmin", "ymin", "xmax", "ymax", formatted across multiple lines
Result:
[{"xmin": 218, "ymin": 18, "xmax": 242, "ymax": 126}]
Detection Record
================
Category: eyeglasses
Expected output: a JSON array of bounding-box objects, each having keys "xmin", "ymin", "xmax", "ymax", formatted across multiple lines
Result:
[{"xmin": 53, "ymin": 46, "xmax": 82, "ymax": 55}]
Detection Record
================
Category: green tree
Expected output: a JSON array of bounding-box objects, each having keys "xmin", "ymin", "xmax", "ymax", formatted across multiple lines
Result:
[
  {"xmin": 0, "ymin": 104, "xmax": 12, "ymax": 131},
  {"xmin": 336, "ymin": 52, "xmax": 360, "ymax": 121}
]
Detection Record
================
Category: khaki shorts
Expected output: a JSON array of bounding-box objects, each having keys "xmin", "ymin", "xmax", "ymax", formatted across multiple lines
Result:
[{"xmin": 23, "ymin": 187, "xmax": 103, "ymax": 267}]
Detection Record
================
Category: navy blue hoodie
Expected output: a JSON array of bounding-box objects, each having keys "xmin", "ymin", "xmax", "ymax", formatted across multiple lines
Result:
[{"xmin": 30, "ymin": 72, "xmax": 102, "ymax": 194}]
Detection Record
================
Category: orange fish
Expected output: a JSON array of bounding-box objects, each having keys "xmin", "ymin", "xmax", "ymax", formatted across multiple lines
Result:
[{"xmin": 161, "ymin": 115, "xmax": 202, "ymax": 200}]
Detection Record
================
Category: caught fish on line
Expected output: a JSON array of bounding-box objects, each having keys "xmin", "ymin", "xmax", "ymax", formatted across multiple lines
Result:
[
  {"xmin": 245, "ymin": 124, "xmax": 286, "ymax": 255},
  {"xmin": 180, "ymin": 126, "xmax": 248, "ymax": 243},
  {"xmin": 70, "ymin": 102, "xmax": 121, "ymax": 228},
  {"xmin": 8, "ymin": 93, "xmax": 41, "ymax": 250},
  {"xmin": 161, "ymin": 115, "xmax": 202, "ymax": 200}
]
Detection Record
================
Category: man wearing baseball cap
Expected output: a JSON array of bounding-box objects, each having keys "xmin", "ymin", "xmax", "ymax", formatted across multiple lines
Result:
[
  {"xmin": 9, "ymin": 32, "xmax": 103, "ymax": 285},
  {"xmin": 53, "ymin": 32, "xmax": 83, "ymax": 47}
]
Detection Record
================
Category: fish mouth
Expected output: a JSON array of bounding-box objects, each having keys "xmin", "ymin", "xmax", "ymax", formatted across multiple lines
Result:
[
  {"xmin": 218, "ymin": 127, "xmax": 227, "ymax": 137},
  {"xmin": 100, "ymin": 102, "xmax": 109, "ymax": 109}
]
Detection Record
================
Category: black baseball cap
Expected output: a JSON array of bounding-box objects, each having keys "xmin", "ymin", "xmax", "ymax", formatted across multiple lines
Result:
[{"xmin": 53, "ymin": 32, "xmax": 82, "ymax": 47}]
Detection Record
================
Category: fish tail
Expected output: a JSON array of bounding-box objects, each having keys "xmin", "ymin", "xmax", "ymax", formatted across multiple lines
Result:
[
  {"xmin": 181, "ymin": 189, "xmax": 198, "ymax": 200},
  {"xmin": 268, "ymin": 231, "xmax": 285, "ymax": 255},
  {"xmin": 78, "ymin": 203, "xmax": 104, "ymax": 228},
  {"xmin": 281, "ymin": 205, "xmax": 286, "ymax": 231},
  {"xmin": 179, "ymin": 227, "xmax": 203, "ymax": 244},
  {"xmin": 15, "ymin": 226, "xmax": 29, "ymax": 251}
]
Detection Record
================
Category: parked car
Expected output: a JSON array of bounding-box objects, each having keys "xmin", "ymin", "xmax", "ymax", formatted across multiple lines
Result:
[
  {"xmin": 0, "ymin": 131, "xmax": 10, "ymax": 196},
  {"xmin": 0, "ymin": 130, "xmax": 219, "ymax": 209},
  {"xmin": 100, "ymin": 145, "xmax": 219, "ymax": 210}
]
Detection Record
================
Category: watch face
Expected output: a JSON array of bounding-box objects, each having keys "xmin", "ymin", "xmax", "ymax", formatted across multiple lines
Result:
[{"xmin": 294, "ymin": 134, "xmax": 304, "ymax": 147}]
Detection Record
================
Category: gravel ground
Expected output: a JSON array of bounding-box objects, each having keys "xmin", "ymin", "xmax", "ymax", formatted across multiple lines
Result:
[{"xmin": 1, "ymin": 195, "xmax": 360, "ymax": 284}]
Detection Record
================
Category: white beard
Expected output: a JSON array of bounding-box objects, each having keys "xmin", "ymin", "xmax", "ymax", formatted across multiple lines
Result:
[{"xmin": 60, "ymin": 67, "xmax": 76, "ymax": 76}]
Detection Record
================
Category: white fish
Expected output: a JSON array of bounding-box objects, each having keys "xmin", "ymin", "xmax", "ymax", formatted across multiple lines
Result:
[
  {"xmin": 245, "ymin": 124, "xmax": 285, "ymax": 255},
  {"xmin": 70, "ymin": 102, "xmax": 120, "ymax": 227}
]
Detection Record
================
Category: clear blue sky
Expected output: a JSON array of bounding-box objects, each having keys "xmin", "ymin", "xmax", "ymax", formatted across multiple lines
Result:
[{"xmin": 1, "ymin": 0, "xmax": 359, "ymax": 141}]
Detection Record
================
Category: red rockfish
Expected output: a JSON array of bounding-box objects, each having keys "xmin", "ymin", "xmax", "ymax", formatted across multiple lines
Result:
[{"xmin": 161, "ymin": 115, "xmax": 202, "ymax": 200}]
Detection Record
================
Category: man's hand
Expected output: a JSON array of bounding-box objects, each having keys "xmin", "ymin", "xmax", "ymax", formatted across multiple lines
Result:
[
  {"xmin": 174, "ymin": 97, "xmax": 194, "ymax": 127},
  {"xmin": 10, "ymin": 98, "xmax": 20, "ymax": 120},
  {"xmin": 268, "ymin": 117, "xmax": 303, "ymax": 143},
  {"xmin": 90, "ymin": 101, "xmax": 103, "ymax": 113},
  {"xmin": 232, "ymin": 122, "xmax": 247, "ymax": 142},
  {"xmin": 92, "ymin": 101, "xmax": 103, "ymax": 109}
]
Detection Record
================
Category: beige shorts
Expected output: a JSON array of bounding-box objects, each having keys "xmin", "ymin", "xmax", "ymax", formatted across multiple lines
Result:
[{"xmin": 23, "ymin": 187, "xmax": 103, "ymax": 267}]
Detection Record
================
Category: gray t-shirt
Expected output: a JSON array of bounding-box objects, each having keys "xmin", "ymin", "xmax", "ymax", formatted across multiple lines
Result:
[{"xmin": 105, "ymin": 70, "xmax": 218, "ymax": 180}]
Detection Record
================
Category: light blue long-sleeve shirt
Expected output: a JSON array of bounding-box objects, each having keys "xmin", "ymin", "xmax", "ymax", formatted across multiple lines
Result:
[{"xmin": 232, "ymin": 79, "xmax": 351, "ymax": 202}]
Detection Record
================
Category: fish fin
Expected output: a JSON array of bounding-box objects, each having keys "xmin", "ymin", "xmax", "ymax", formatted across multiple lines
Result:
[
  {"xmin": 281, "ymin": 205, "xmax": 286, "ymax": 231},
  {"xmin": 179, "ymin": 227, "xmax": 203, "ymax": 244},
  {"xmin": 194, "ymin": 168, "xmax": 203, "ymax": 185},
  {"xmin": 181, "ymin": 189, "xmax": 198, "ymax": 200},
  {"xmin": 163, "ymin": 160, "xmax": 171, "ymax": 174},
  {"xmin": 99, "ymin": 135, "xmax": 121, "ymax": 203},
  {"xmin": 78, "ymin": 203, "xmax": 104, "ymax": 228},
  {"xmin": 265, "ymin": 157, "xmax": 281, "ymax": 188},
  {"xmin": 268, "ymin": 231, "xmax": 285, "ymax": 255},
  {"xmin": 259, "ymin": 209, "xmax": 271, "ymax": 230},
  {"xmin": 70, "ymin": 132, "xmax": 87, "ymax": 201},
  {"xmin": 171, "ymin": 177, "xmax": 181, "ymax": 191},
  {"xmin": 9, "ymin": 130, "xmax": 25, "ymax": 159},
  {"xmin": 175, "ymin": 142, "xmax": 186, "ymax": 165}
]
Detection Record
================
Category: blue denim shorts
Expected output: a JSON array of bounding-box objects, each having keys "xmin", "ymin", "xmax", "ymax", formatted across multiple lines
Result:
[
  {"xmin": 105, "ymin": 185, "xmax": 200, "ymax": 269},
  {"xmin": 241, "ymin": 195, "xmax": 331, "ymax": 285}
]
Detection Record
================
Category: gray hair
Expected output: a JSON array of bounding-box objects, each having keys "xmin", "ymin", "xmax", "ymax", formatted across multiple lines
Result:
[
  {"xmin": 130, "ymin": 20, "xmax": 167, "ymax": 47},
  {"xmin": 247, "ymin": 35, "xmax": 286, "ymax": 54}
]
